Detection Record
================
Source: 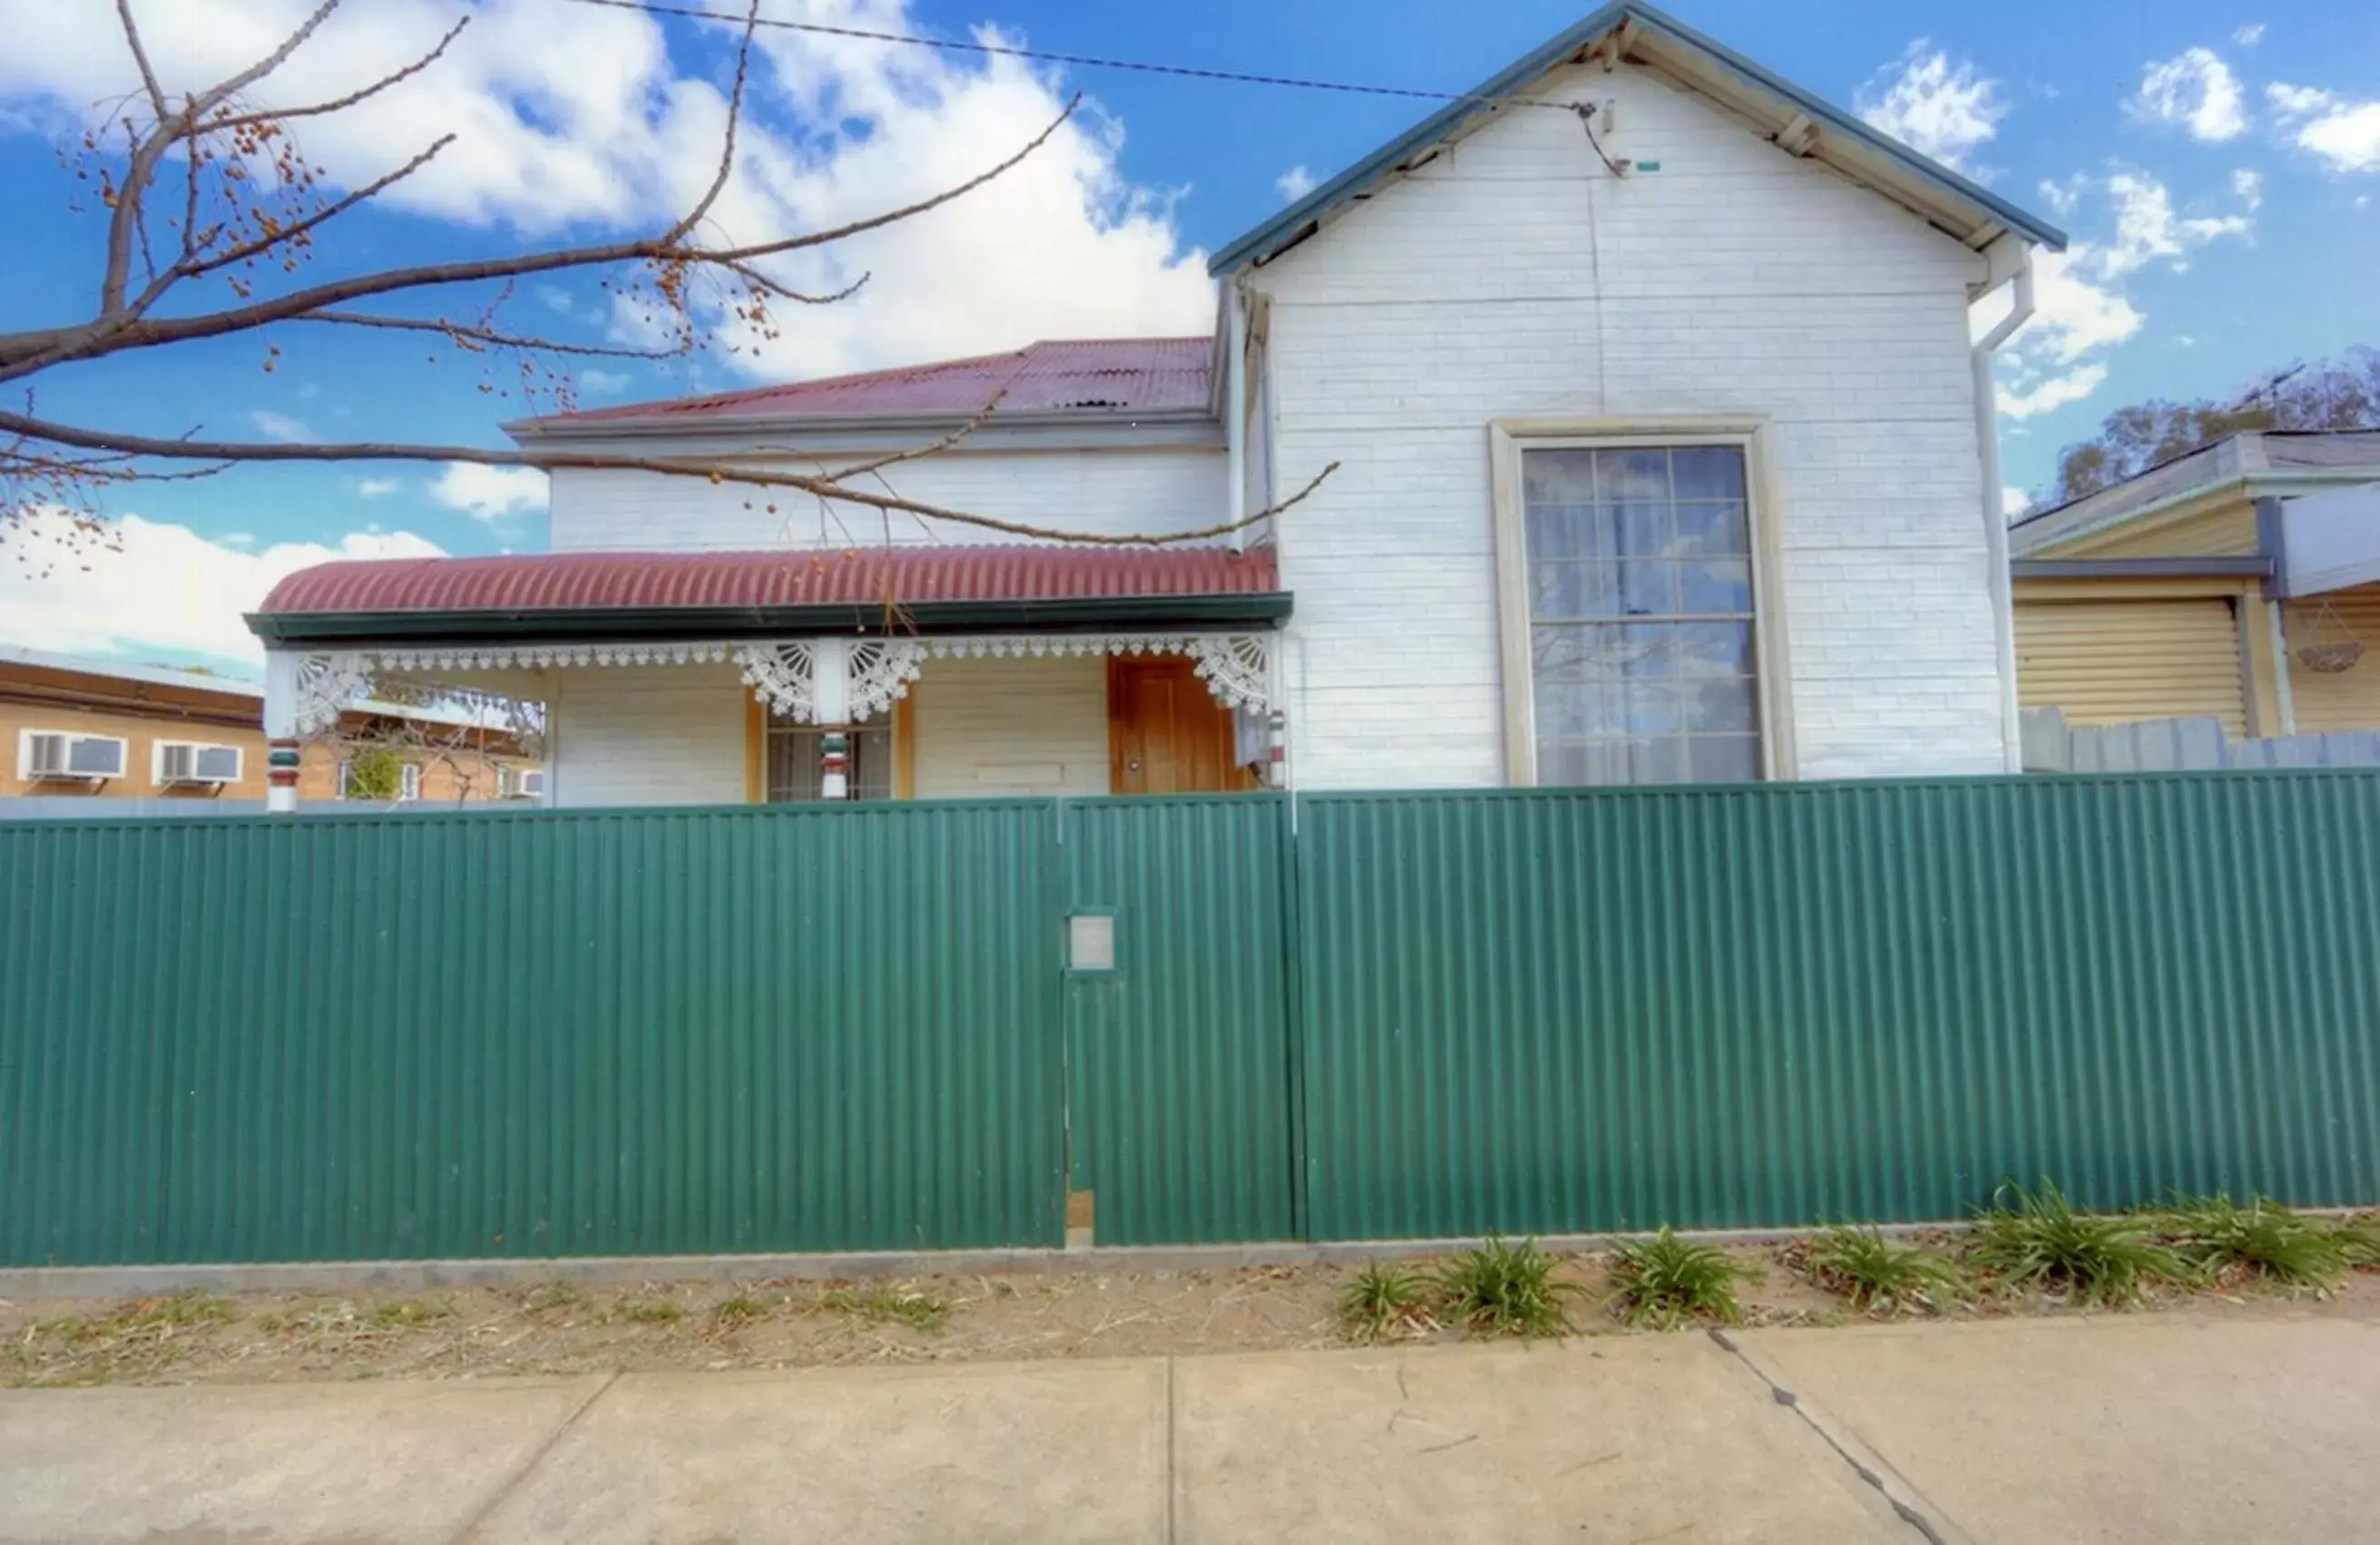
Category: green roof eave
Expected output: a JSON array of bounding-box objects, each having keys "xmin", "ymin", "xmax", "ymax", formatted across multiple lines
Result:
[
  {"xmin": 1208, "ymin": 1, "xmax": 2065, "ymax": 277},
  {"xmin": 246, "ymin": 592, "xmax": 1295, "ymax": 649}
]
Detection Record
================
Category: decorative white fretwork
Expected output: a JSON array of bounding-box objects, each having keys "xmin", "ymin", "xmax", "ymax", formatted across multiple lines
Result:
[
  {"xmin": 847, "ymin": 640, "xmax": 927, "ymax": 720},
  {"xmin": 1184, "ymin": 636, "xmax": 1272, "ymax": 710},
  {"xmin": 370, "ymin": 641, "xmax": 733, "ymax": 672},
  {"xmin": 292, "ymin": 652, "xmax": 376, "ymax": 736},
  {"xmin": 733, "ymin": 641, "xmax": 818, "ymax": 720},
  {"xmin": 916, "ymin": 633, "xmax": 1276, "ymax": 712}
]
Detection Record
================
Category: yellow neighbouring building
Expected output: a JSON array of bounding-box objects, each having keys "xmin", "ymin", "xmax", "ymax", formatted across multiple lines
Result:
[{"xmin": 2009, "ymin": 431, "xmax": 2380, "ymax": 748}]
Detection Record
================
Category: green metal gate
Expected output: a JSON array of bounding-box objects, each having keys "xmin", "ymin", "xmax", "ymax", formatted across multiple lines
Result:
[{"xmin": 1058, "ymin": 795, "xmax": 1298, "ymax": 1245}]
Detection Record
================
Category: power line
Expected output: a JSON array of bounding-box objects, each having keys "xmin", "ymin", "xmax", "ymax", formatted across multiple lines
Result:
[{"xmin": 555, "ymin": 0, "xmax": 1571, "ymax": 112}]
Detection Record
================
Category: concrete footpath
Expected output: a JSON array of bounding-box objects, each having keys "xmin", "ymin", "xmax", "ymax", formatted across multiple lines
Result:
[{"xmin": 3, "ymin": 1315, "xmax": 2376, "ymax": 1543}]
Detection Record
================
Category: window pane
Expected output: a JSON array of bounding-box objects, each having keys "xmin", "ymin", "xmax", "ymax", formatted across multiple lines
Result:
[
  {"xmin": 1671, "ymin": 500, "xmax": 1749, "ymax": 556},
  {"xmin": 1682, "ymin": 675, "xmax": 1758, "ymax": 733},
  {"xmin": 1609, "ymin": 501, "xmax": 1668, "ymax": 559},
  {"xmin": 1670, "ymin": 447, "xmax": 1746, "ymax": 500},
  {"xmin": 1619, "ymin": 561, "xmax": 1676, "ymax": 616},
  {"xmin": 1594, "ymin": 448, "xmax": 1670, "ymax": 501},
  {"xmin": 1523, "ymin": 449, "xmax": 1596, "ymax": 507},
  {"xmin": 1530, "ymin": 560, "xmax": 1621, "ymax": 620},
  {"xmin": 1676, "ymin": 621, "xmax": 1756, "ymax": 677},
  {"xmin": 1535, "ymin": 739, "xmax": 1592, "ymax": 787},
  {"xmin": 1534, "ymin": 677, "xmax": 1625, "ymax": 738},
  {"xmin": 1679, "ymin": 559, "xmax": 1753, "ymax": 614},
  {"xmin": 1623, "ymin": 736, "xmax": 1690, "ymax": 785},
  {"xmin": 1621, "ymin": 679, "xmax": 1681, "ymax": 734},
  {"xmin": 1690, "ymin": 736, "xmax": 1761, "ymax": 782},
  {"xmin": 1619, "ymin": 622, "xmax": 1677, "ymax": 678},
  {"xmin": 1526, "ymin": 503, "xmax": 1596, "ymax": 562}
]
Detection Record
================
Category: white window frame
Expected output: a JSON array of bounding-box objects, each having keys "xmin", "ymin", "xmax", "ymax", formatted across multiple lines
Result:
[
  {"xmin": 1489, "ymin": 416, "xmax": 1797, "ymax": 786},
  {"xmin": 397, "ymin": 761, "xmax": 424, "ymax": 802},
  {"xmin": 151, "ymin": 738, "xmax": 243, "ymax": 787}
]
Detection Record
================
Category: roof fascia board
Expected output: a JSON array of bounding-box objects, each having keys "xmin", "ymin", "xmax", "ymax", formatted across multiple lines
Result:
[
  {"xmin": 2010, "ymin": 556, "xmax": 2275, "ymax": 580},
  {"xmin": 1208, "ymin": 1, "xmax": 2062, "ymax": 276},
  {"xmin": 2013, "ymin": 470, "xmax": 2380, "ymax": 557},
  {"xmin": 247, "ymin": 592, "xmax": 1296, "ymax": 647},
  {"xmin": 507, "ymin": 406, "xmax": 1220, "ymax": 447}
]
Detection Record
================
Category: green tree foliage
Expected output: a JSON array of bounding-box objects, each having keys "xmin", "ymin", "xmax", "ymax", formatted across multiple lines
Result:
[
  {"xmin": 345, "ymin": 748, "xmax": 404, "ymax": 802},
  {"xmin": 2048, "ymin": 348, "xmax": 2380, "ymax": 506}
]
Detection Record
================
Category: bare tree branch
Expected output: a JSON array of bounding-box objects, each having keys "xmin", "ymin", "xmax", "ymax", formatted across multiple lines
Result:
[
  {"xmin": 662, "ymin": 0, "xmax": 761, "ymax": 247},
  {"xmin": 208, "ymin": 16, "xmax": 471, "ymax": 133},
  {"xmin": 0, "ymin": 96, "xmax": 1076, "ymax": 379},
  {"xmin": 0, "ymin": 407, "xmax": 1339, "ymax": 547},
  {"xmin": 112, "ymin": 0, "xmax": 171, "ymax": 123},
  {"xmin": 297, "ymin": 311, "xmax": 678, "ymax": 361},
  {"xmin": 183, "ymin": 134, "xmax": 456, "ymax": 276}
]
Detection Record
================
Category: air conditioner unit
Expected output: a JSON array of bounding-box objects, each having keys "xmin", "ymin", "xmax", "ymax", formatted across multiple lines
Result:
[
  {"xmin": 504, "ymin": 766, "xmax": 547, "ymax": 799},
  {"xmin": 155, "ymin": 740, "xmax": 242, "ymax": 787},
  {"xmin": 19, "ymin": 729, "xmax": 127, "ymax": 782}
]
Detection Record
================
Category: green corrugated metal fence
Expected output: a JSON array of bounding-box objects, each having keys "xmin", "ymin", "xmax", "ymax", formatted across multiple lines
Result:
[
  {"xmin": 0, "ymin": 802, "xmax": 1064, "ymax": 1265},
  {"xmin": 1296, "ymin": 773, "xmax": 2380, "ymax": 1239},
  {"xmin": 1060, "ymin": 795, "xmax": 1298, "ymax": 1245},
  {"xmin": 5, "ymin": 772, "xmax": 2379, "ymax": 1267}
]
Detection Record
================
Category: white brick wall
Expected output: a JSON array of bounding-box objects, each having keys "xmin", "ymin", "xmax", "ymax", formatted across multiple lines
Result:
[
  {"xmin": 549, "ymin": 448, "xmax": 1225, "ymax": 551},
  {"xmin": 1250, "ymin": 61, "xmax": 2002, "ymax": 789}
]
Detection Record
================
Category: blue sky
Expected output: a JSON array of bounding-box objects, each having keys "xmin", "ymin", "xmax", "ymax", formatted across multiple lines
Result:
[{"xmin": 0, "ymin": 0, "xmax": 2375, "ymax": 672}]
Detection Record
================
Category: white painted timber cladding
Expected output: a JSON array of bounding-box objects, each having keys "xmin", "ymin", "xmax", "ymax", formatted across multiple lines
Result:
[
  {"xmin": 546, "ymin": 665, "xmax": 745, "ymax": 808},
  {"xmin": 907, "ymin": 655, "xmax": 1110, "ymax": 797},
  {"xmin": 548, "ymin": 448, "xmax": 1225, "ymax": 551},
  {"xmin": 1248, "ymin": 61, "xmax": 2003, "ymax": 787}
]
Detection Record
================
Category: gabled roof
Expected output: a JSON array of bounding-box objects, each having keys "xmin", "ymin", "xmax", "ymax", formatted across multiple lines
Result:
[
  {"xmin": 514, "ymin": 337, "xmax": 1214, "ymax": 433},
  {"xmin": 1210, "ymin": 1, "xmax": 2066, "ymax": 275}
]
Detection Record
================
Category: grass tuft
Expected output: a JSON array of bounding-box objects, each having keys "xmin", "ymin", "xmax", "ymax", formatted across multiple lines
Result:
[
  {"xmin": 1802, "ymin": 1226, "xmax": 1964, "ymax": 1315},
  {"xmin": 1433, "ymin": 1237, "xmax": 1579, "ymax": 1339},
  {"xmin": 1968, "ymin": 1180, "xmax": 2188, "ymax": 1308},
  {"xmin": 1336, "ymin": 1263, "xmax": 1434, "ymax": 1344},
  {"xmin": 2337, "ymin": 1219, "xmax": 2380, "ymax": 1270},
  {"xmin": 621, "ymin": 1299, "xmax": 688, "ymax": 1325},
  {"xmin": 364, "ymin": 1299, "xmax": 449, "ymax": 1331},
  {"xmin": 2155, "ymin": 1194, "xmax": 2348, "ymax": 1291},
  {"xmin": 710, "ymin": 1294, "xmax": 769, "ymax": 1329},
  {"xmin": 523, "ymin": 1282, "xmax": 587, "ymax": 1317},
  {"xmin": 818, "ymin": 1286, "xmax": 948, "ymax": 1334},
  {"xmin": 1605, "ymin": 1227, "xmax": 1757, "ymax": 1330}
]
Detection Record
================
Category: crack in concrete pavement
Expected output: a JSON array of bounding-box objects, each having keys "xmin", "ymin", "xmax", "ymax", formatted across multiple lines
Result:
[
  {"xmin": 444, "ymin": 1371, "xmax": 620, "ymax": 1545},
  {"xmin": 1705, "ymin": 1328, "xmax": 1964, "ymax": 1545}
]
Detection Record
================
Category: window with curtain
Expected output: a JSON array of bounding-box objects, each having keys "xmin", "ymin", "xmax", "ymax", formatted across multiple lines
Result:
[
  {"xmin": 766, "ymin": 710, "xmax": 893, "ymax": 801},
  {"xmin": 1522, "ymin": 444, "xmax": 1762, "ymax": 786}
]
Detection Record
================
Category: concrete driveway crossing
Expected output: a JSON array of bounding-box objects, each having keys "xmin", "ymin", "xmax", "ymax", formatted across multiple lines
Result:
[{"xmin": 2, "ymin": 1314, "xmax": 2375, "ymax": 1542}]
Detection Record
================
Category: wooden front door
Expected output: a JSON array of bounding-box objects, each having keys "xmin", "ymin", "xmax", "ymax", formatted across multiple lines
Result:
[{"xmin": 1107, "ymin": 658, "xmax": 1259, "ymax": 795}]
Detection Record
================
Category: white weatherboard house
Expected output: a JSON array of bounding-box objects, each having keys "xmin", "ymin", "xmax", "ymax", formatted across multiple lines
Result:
[{"xmin": 251, "ymin": 3, "xmax": 2065, "ymax": 808}]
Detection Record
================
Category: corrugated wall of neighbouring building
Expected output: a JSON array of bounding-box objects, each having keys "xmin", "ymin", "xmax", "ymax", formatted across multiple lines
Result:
[
  {"xmin": 2283, "ymin": 584, "xmax": 2380, "ymax": 733},
  {"xmin": 906, "ymin": 655, "xmax": 1111, "ymax": 798},
  {"xmin": 1292, "ymin": 776, "xmax": 2380, "ymax": 1240},
  {"xmin": 2015, "ymin": 598, "xmax": 2249, "ymax": 736},
  {"xmin": 0, "ymin": 803, "xmax": 1064, "ymax": 1265}
]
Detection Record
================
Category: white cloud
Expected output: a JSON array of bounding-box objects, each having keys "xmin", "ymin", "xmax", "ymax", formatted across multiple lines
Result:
[
  {"xmin": 428, "ymin": 463, "xmax": 548, "ymax": 520},
  {"xmin": 2131, "ymin": 47, "xmax": 2248, "ymax": 142},
  {"xmin": 1276, "ymin": 165, "xmax": 1317, "ymax": 202},
  {"xmin": 2002, "ymin": 486, "xmax": 2031, "ymax": 518},
  {"xmin": 2233, "ymin": 23, "xmax": 2266, "ymax": 46},
  {"xmin": 537, "ymin": 284, "xmax": 574, "ymax": 314},
  {"xmin": 0, "ymin": 0, "xmax": 1214, "ymax": 382},
  {"xmin": 250, "ymin": 409, "xmax": 313, "ymax": 443},
  {"xmin": 356, "ymin": 477, "xmax": 401, "ymax": 497},
  {"xmin": 2101, "ymin": 169, "xmax": 2253, "ymax": 276},
  {"xmin": 2038, "ymin": 173, "xmax": 2089, "ymax": 215},
  {"xmin": 577, "ymin": 367, "xmax": 631, "ymax": 395},
  {"xmin": 2267, "ymin": 83, "xmax": 2380, "ymax": 173},
  {"xmin": 1856, "ymin": 42, "xmax": 2007, "ymax": 174},
  {"xmin": 2232, "ymin": 168, "xmax": 2265, "ymax": 209},
  {"xmin": 2023, "ymin": 244, "xmax": 2146, "ymax": 364},
  {"xmin": 0, "ymin": 509, "xmax": 442, "ymax": 667},
  {"xmin": 1999, "ymin": 364, "xmax": 2110, "ymax": 420}
]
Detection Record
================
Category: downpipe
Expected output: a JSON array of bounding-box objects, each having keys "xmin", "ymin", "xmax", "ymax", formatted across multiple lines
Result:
[{"xmin": 1973, "ymin": 249, "xmax": 2035, "ymax": 773}]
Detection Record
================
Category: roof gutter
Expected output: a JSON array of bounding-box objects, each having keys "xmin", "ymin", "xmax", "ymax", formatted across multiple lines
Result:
[
  {"xmin": 247, "ymin": 592, "xmax": 1296, "ymax": 649},
  {"xmin": 2010, "ymin": 556, "xmax": 2275, "ymax": 580},
  {"xmin": 504, "ymin": 405, "xmax": 1221, "ymax": 444}
]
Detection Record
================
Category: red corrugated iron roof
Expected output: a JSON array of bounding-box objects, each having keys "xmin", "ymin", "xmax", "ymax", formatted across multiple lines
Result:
[
  {"xmin": 523, "ymin": 337, "xmax": 1214, "ymax": 428},
  {"xmin": 258, "ymin": 543, "xmax": 1278, "ymax": 616}
]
